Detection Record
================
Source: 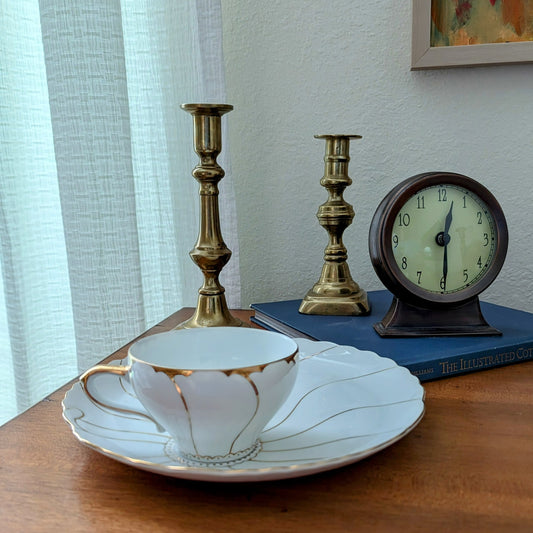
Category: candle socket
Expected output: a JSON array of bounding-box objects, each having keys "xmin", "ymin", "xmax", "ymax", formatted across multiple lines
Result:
[{"xmin": 299, "ymin": 135, "xmax": 370, "ymax": 316}]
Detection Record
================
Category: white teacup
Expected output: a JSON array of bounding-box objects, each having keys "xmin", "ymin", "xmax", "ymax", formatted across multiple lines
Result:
[{"xmin": 81, "ymin": 327, "xmax": 299, "ymax": 466}]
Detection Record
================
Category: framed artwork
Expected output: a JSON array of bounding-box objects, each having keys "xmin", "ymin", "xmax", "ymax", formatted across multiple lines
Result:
[{"xmin": 412, "ymin": 0, "xmax": 533, "ymax": 69}]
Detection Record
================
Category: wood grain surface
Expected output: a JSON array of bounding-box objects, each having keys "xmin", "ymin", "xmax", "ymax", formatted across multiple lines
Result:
[{"xmin": 1, "ymin": 309, "xmax": 532, "ymax": 532}]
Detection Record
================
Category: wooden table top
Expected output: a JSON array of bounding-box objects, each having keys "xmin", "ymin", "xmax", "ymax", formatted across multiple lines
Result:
[{"xmin": 1, "ymin": 308, "xmax": 532, "ymax": 532}]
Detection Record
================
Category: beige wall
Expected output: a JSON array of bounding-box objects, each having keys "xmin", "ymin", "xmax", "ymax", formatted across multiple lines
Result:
[{"xmin": 221, "ymin": 0, "xmax": 533, "ymax": 311}]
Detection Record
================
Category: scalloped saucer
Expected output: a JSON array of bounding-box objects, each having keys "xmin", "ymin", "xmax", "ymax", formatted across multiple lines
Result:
[{"xmin": 62, "ymin": 338, "xmax": 425, "ymax": 482}]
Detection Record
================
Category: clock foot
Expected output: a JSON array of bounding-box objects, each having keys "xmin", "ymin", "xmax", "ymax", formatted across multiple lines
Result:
[{"xmin": 374, "ymin": 296, "xmax": 502, "ymax": 337}]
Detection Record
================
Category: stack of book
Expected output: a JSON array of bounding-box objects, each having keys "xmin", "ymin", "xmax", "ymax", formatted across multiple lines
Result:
[{"xmin": 251, "ymin": 290, "xmax": 533, "ymax": 381}]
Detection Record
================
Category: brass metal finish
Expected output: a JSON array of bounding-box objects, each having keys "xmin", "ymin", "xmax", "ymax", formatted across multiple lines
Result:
[
  {"xmin": 177, "ymin": 104, "xmax": 247, "ymax": 328},
  {"xmin": 299, "ymin": 135, "xmax": 370, "ymax": 316}
]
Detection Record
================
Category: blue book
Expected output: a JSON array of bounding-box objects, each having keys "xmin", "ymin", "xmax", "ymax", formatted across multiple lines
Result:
[{"xmin": 250, "ymin": 290, "xmax": 533, "ymax": 381}]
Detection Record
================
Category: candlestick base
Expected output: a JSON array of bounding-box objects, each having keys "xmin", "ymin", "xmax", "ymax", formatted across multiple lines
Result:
[
  {"xmin": 299, "ymin": 264, "xmax": 370, "ymax": 316},
  {"xmin": 176, "ymin": 294, "xmax": 248, "ymax": 329}
]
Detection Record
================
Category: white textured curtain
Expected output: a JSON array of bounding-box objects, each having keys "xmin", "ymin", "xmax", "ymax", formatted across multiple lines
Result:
[{"xmin": 0, "ymin": 0, "xmax": 241, "ymax": 425}]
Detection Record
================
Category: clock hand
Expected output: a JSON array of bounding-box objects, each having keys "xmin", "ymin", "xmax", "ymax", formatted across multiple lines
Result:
[
  {"xmin": 441, "ymin": 201, "xmax": 453, "ymax": 291},
  {"xmin": 443, "ymin": 244, "xmax": 448, "ymax": 291},
  {"xmin": 444, "ymin": 201, "xmax": 454, "ymax": 236}
]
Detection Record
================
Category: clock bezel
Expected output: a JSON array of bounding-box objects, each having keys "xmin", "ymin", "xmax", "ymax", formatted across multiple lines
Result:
[{"xmin": 369, "ymin": 172, "xmax": 508, "ymax": 309}]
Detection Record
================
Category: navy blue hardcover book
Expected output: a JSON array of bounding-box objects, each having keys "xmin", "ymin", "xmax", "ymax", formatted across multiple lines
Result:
[{"xmin": 250, "ymin": 290, "xmax": 533, "ymax": 381}]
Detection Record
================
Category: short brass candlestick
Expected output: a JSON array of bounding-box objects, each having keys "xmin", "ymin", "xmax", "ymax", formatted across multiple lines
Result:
[
  {"xmin": 176, "ymin": 103, "xmax": 247, "ymax": 329},
  {"xmin": 299, "ymin": 134, "xmax": 370, "ymax": 316}
]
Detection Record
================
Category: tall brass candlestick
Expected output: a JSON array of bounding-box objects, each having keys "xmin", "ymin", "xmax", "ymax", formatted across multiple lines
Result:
[
  {"xmin": 176, "ymin": 103, "xmax": 247, "ymax": 329},
  {"xmin": 299, "ymin": 134, "xmax": 370, "ymax": 316}
]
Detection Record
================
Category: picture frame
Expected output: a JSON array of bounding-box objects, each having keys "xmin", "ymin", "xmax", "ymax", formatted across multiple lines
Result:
[{"xmin": 411, "ymin": 0, "xmax": 533, "ymax": 70}]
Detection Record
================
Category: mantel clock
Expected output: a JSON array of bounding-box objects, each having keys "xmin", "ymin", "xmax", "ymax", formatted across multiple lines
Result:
[{"xmin": 369, "ymin": 172, "xmax": 508, "ymax": 337}]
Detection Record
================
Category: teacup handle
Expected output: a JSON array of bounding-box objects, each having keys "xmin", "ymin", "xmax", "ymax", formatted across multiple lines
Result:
[{"xmin": 80, "ymin": 364, "xmax": 161, "ymax": 429}]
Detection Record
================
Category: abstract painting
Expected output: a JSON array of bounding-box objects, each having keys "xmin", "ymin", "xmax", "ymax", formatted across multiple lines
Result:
[
  {"xmin": 431, "ymin": 0, "xmax": 533, "ymax": 47},
  {"xmin": 412, "ymin": 0, "xmax": 533, "ymax": 68}
]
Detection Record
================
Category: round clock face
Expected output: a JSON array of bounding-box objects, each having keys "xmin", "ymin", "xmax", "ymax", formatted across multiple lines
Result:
[
  {"xmin": 392, "ymin": 183, "xmax": 496, "ymax": 295},
  {"xmin": 369, "ymin": 172, "xmax": 508, "ymax": 307}
]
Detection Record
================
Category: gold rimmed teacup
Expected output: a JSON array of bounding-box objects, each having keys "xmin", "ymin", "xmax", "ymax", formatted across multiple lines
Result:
[{"xmin": 81, "ymin": 328, "xmax": 299, "ymax": 466}]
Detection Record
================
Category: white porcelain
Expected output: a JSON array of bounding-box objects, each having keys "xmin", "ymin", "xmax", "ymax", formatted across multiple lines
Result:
[
  {"xmin": 80, "ymin": 328, "xmax": 299, "ymax": 465},
  {"xmin": 64, "ymin": 338, "xmax": 425, "ymax": 482}
]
